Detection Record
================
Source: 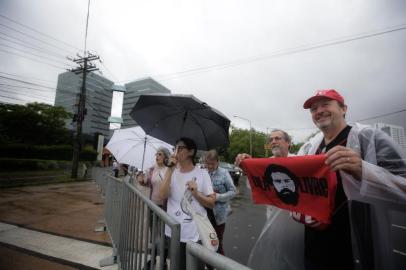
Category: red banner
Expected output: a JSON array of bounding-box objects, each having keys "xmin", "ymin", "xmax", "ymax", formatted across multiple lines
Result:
[{"xmin": 240, "ymin": 155, "xmax": 337, "ymax": 224}]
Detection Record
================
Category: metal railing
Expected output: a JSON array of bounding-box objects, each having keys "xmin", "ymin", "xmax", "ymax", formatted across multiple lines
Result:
[
  {"xmin": 99, "ymin": 173, "xmax": 124, "ymax": 266},
  {"xmin": 186, "ymin": 242, "xmax": 252, "ymax": 270},
  {"xmin": 92, "ymin": 167, "xmax": 252, "ymax": 270},
  {"xmin": 118, "ymin": 180, "xmax": 181, "ymax": 270},
  {"xmin": 91, "ymin": 166, "xmax": 109, "ymax": 195}
]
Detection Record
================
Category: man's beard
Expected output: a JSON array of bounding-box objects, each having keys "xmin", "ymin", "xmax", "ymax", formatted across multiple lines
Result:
[
  {"xmin": 271, "ymin": 146, "xmax": 281, "ymax": 157},
  {"xmin": 276, "ymin": 188, "xmax": 299, "ymax": 205}
]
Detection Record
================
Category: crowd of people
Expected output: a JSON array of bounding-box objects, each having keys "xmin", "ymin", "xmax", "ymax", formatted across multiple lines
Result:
[{"xmin": 107, "ymin": 89, "xmax": 406, "ymax": 270}]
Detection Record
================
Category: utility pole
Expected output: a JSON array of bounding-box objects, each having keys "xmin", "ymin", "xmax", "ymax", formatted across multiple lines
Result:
[
  {"xmin": 70, "ymin": 53, "xmax": 99, "ymax": 178},
  {"xmin": 233, "ymin": 115, "xmax": 253, "ymax": 157}
]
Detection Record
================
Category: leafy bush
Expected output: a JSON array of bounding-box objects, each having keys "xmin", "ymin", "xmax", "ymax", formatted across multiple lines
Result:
[
  {"xmin": 0, "ymin": 144, "xmax": 97, "ymax": 161},
  {"xmin": 0, "ymin": 158, "xmax": 71, "ymax": 171}
]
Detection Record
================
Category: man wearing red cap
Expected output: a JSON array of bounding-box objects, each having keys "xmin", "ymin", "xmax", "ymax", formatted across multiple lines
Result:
[{"xmin": 297, "ymin": 89, "xmax": 406, "ymax": 270}]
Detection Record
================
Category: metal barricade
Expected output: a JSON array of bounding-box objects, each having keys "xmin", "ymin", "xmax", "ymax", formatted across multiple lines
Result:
[
  {"xmin": 93, "ymin": 167, "xmax": 253, "ymax": 270},
  {"xmin": 186, "ymin": 242, "xmax": 252, "ymax": 270},
  {"xmin": 99, "ymin": 173, "xmax": 124, "ymax": 266},
  {"xmin": 91, "ymin": 167, "xmax": 109, "ymax": 195},
  {"xmin": 118, "ymin": 179, "xmax": 181, "ymax": 270}
]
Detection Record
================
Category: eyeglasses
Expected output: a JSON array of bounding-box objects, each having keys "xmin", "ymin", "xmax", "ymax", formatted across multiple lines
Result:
[
  {"xmin": 173, "ymin": 145, "xmax": 187, "ymax": 151},
  {"xmin": 268, "ymin": 136, "xmax": 283, "ymax": 142}
]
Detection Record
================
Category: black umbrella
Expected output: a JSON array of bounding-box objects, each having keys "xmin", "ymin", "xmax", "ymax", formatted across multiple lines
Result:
[{"xmin": 129, "ymin": 93, "xmax": 230, "ymax": 150}]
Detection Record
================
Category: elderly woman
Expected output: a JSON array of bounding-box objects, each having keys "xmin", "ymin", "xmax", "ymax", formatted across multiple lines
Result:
[
  {"xmin": 204, "ymin": 149, "xmax": 236, "ymax": 256},
  {"xmin": 137, "ymin": 146, "xmax": 171, "ymax": 208}
]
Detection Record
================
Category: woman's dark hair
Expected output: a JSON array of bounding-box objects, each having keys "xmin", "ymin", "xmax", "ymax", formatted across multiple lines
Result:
[{"xmin": 175, "ymin": 137, "xmax": 197, "ymax": 165}]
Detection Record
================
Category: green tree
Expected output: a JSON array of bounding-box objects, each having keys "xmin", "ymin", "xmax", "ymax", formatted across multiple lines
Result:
[
  {"xmin": 0, "ymin": 102, "xmax": 72, "ymax": 145},
  {"xmin": 220, "ymin": 126, "xmax": 306, "ymax": 163},
  {"xmin": 221, "ymin": 126, "xmax": 268, "ymax": 163},
  {"xmin": 289, "ymin": 142, "xmax": 304, "ymax": 155}
]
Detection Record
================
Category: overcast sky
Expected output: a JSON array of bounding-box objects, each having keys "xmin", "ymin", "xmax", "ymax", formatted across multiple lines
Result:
[{"xmin": 0, "ymin": 0, "xmax": 405, "ymax": 142}]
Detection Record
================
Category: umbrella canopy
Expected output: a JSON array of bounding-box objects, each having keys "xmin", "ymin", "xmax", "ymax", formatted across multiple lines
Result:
[
  {"xmin": 105, "ymin": 126, "xmax": 173, "ymax": 170},
  {"xmin": 129, "ymin": 93, "xmax": 230, "ymax": 150}
]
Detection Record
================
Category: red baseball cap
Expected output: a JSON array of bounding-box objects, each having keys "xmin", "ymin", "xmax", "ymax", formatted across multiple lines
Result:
[{"xmin": 303, "ymin": 89, "xmax": 345, "ymax": 109}]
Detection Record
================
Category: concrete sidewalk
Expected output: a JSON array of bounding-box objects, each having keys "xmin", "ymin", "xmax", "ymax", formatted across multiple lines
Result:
[{"xmin": 0, "ymin": 181, "xmax": 116, "ymax": 270}]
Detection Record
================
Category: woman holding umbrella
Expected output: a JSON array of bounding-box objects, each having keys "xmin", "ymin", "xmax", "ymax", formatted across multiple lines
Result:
[{"xmin": 160, "ymin": 137, "xmax": 216, "ymax": 270}]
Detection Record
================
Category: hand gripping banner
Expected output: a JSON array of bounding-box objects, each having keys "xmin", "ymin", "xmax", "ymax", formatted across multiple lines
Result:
[{"xmin": 240, "ymin": 155, "xmax": 337, "ymax": 224}]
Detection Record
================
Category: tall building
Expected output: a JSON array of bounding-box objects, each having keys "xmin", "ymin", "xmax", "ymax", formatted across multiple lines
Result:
[
  {"xmin": 373, "ymin": 123, "xmax": 406, "ymax": 149},
  {"xmin": 54, "ymin": 71, "xmax": 114, "ymax": 140},
  {"xmin": 55, "ymin": 73, "xmax": 172, "ymax": 140},
  {"xmin": 121, "ymin": 77, "xmax": 171, "ymax": 128}
]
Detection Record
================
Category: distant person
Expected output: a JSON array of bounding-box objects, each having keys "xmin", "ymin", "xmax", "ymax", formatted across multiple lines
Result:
[
  {"xmin": 160, "ymin": 137, "xmax": 215, "ymax": 270},
  {"xmin": 112, "ymin": 159, "xmax": 119, "ymax": 178},
  {"xmin": 102, "ymin": 147, "xmax": 111, "ymax": 167},
  {"xmin": 264, "ymin": 164, "xmax": 300, "ymax": 206},
  {"xmin": 82, "ymin": 163, "xmax": 88, "ymax": 178},
  {"xmin": 297, "ymin": 89, "xmax": 406, "ymax": 270},
  {"xmin": 122, "ymin": 164, "xmax": 129, "ymax": 176},
  {"xmin": 204, "ymin": 149, "xmax": 236, "ymax": 255}
]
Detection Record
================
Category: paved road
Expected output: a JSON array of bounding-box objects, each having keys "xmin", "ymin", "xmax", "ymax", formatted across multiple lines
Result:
[{"xmin": 223, "ymin": 176, "xmax": 267, "ymax": 265}]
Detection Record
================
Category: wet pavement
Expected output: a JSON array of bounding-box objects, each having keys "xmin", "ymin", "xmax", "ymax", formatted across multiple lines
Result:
[
  {"xmin": 0, "ymin": 181, "xmax": 112, "ymax": 270},
  {"xmin": 224, "ymin": 176, "xmax": 267, "ymax": 265}
]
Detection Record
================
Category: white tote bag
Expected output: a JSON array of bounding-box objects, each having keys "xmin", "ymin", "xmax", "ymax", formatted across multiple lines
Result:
[{"xmin": 181, "ymin": 188, "xmax": 219, "ymax": 252}]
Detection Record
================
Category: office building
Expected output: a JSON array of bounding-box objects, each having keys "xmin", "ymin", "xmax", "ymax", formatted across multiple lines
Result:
[
  {"xmin": 54, "ymin": 71, "xmax": 114, "ymax": 139},
  {"xmin": 373, "ymin": 123, "xmax": 406, "ymax": 149},
  {"xmin": 55, "ymin": 72, "xmax": 172, "ymax": 140},
  {"xmin": 121, "ymin": 77, "xmax": 171, "ymax": 128}
]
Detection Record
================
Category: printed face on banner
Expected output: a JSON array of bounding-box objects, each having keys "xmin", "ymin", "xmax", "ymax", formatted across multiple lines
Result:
[
  {"xmin": 268, "ymin": 168, "xmax": 299, "ymax": 205},
  {"xmin": 240, "ymin": 155, "xmax": 338, "ymax": 224},
  {"xmin": 271, "ymin": 172, "xmax": 296, "ymax": 192}
]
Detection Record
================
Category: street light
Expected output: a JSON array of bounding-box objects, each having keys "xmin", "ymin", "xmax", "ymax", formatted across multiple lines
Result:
[{"xmin": 233, "ymin": 115, "xmax": 253, "ymax": 156}]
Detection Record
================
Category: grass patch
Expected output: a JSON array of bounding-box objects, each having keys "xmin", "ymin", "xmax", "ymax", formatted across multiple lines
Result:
[{"xmin": 0, "ymin": 170, "xmax": 91, "ymax": 189}]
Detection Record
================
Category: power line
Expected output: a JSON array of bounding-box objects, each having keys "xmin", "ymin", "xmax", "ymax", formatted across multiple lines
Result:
[
  {"xmin": 0, "ymin": 34, "xmax": 68, "ymax": 59},
  {"xmin": 0, "ymin": 93, "xmax": 48, "ymax": 104},
  {"xmin": 0, "ymin": 83, "xmax": 58, "ymax": 94},
  {"xmin": 0, "ymin": 87, "xmax": 54, "ymax": 101},
  {"xmin": 83, "ymin": 0, "xmax": 91, "ymax": 56},
  {"xmin": 0, "ymin": 74, "xmax": 113, "ymax": 100},
  {"xmin": 121, "ymin": 23, "xmax": 406, "ymax": 83},
  {"xmin": 99, "ymin": 60, "xmax": 119, "ymax": 82},
  {"xmin": 0, "ymin": 22, "xmax": 75, "ymax": 54},
  {"xmin": 354, "ymin": 108, "xmax": 406, "ymax": 122},
  {"xmin": 0, "ymin": 75, "xmax": 86, "ymax": 102},
  {"xmin": 0, "ymin": 42, "xmax": 75, "ymax": 67},
  {"xmin": 0, "ymin": 13, "xmax": 81, "ymax": 51},
  {"xmin": 0, "ymin": 71, "xmax": 56, "ymax": 84},
  {"xmin": 90, "ymin": 50, "xmax": 119, "ymax": 82},
  {"xmin": 0, "ymin": 75, "xmax": 55, "ymax": 90},
  {"xmin": 0, "ymin": 75, "xmax": 58, "ymax": 89},
  {"xmin": 0, "ymin": 48, "xmax": 68, "ymax": 70}
]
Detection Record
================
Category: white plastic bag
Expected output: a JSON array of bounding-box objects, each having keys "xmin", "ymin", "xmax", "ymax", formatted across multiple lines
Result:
[{"xmin": 181, "ymin": 189, "xmax": 219, "ymax": 252}]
